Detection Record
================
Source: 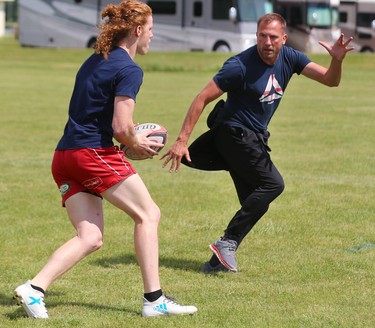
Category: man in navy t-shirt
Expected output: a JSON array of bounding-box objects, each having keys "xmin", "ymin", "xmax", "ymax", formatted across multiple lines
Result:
[
  {"xmin": 162, "ymin": 13, "xmax": 354, "ymax": 273},
  {"xmin": 213, "ymin": 45, "xmax": 310, "ymax": 133}
]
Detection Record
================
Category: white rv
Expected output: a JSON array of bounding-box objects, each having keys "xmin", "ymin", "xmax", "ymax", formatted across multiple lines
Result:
[
  {"xmin": 18, "ymin": 0, "xmax": 101, "ymax": 48},
  {"xmin": 18, "ymin": 0, "xmax": 273, "ymax": 52},
  {"xmin": 144, "ymin": 0, "xmax": 274, "ymax": 52},
  {"xmin": 273, "ymin": 0, "xmax": 341, "ymax": 53},
  {"xmin": 339, "ymin": 0, "xmax": 375, "ymax": 52}
]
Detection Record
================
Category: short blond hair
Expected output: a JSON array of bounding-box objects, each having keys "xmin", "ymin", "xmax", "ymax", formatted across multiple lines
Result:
[{"xmin": 257, "ymin": 13, "xmax": 286, "ymax": 32}]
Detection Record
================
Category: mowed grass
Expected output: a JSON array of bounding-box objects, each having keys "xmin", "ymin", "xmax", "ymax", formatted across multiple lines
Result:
[{"xmin": 0, "ymin": 36, "xmax": 374, "ymax": 327}]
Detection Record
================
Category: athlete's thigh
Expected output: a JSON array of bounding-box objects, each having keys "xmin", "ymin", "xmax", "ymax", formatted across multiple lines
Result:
[
  {"xmin": 215, "ymin": 124, "xmax": 270, "ymax": 178},
  {"xmin": 228, "ymin": 169, "xmax": 257, "ymax": 205},
  {"xmin": 101, "ymin": 174, "xmax": 159, "ymax": 221},
  {"xmin": 65, "ymin": 192, "xmax": 104, "ymax": 236},
  {"xmin": 216, "ymin": 125, "xmax": 283, "ymax": 192}
]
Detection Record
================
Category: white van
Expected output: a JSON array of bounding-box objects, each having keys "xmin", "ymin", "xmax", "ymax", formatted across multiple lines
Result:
[
  {"xmin": 339, "ymin": 0, "xmax": 375, "ymax": 52},
  {"xmin": 18, "ymin": 0, "xmax": 273, "ymax": 52}
]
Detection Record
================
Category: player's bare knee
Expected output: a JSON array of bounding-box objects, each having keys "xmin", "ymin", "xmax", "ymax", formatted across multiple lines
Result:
[
  {"xmin": 80, "ymin": 232, "xmax": 103, "ymax": 253},
  {"xmin": 146, "ymin": 205, "xmax": 161, "ymax": 225},
  {"xmin": 87, "ymin": 238, "xmax": 103, "ymax": 253},
  {"xmin": 136, "ymin": 204, "xmax": 161, "ymax": 225}
]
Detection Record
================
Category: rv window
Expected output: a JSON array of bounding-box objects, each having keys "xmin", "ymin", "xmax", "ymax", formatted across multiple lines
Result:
[
  {"xmin": 307, "ymin": 4, "xmax": 338, "ymax": 27},
  {"xmin": 290, "ymin": 7, "xmax": 303, "ymax": 25},
  {"xmin": 237, "ymin": 0, "xmax": 273, "ymax": 22},
  {"xmin": 212, "ymin": 0, "xmax": 232, "ymax": 20},
  {"xmin": 147, "ymin": 1, "xmax": 176, "ymax": 15},
  {"xmin": 275, "ymin": 4, "xmax": 287, "ymax": 21},
  {"xmin": 339, "ymin": 12, "xmax": 348, "ymax": 24},
  {"xmin": 357, "ymin": 13, "xmax": 375, "ymax": 28},
  {"xmin": 194, "ymin": 1, "xmax": 203, "ymax": 17}
]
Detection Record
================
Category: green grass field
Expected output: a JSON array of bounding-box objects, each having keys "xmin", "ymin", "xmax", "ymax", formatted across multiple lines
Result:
[{"xmin": 0, "ymin": 36, "xmax": 374, "ymax": 327}]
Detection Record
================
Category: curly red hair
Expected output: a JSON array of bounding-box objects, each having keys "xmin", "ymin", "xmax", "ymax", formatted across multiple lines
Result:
[{"xmin": 94, "ymin": 0, "xmax": 152, "ymax": 59}]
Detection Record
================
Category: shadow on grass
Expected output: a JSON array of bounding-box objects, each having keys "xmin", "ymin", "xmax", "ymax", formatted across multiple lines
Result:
[
  {"xmin": 91, "ymin": 253, "xmax": 204, "ymax": 272},
  {"xmin": 2, "ymin": 290, "xmax": 138, "ymax": 321},
  {"xmin": 0, "ymin": 291, "xmax": 26, "ymax": 320},
  {"xmin": 2, "ymin": 254, "xmax": 222, "ymax": 320}
]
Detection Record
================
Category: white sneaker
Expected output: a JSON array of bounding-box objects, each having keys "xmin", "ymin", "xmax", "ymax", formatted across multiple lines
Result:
[
  {"xmin": 14, "ymin": 281, "xmax": 48, "ymax": 319},
  {"xmin": 142, "ymin": 294, "xmax": 197, "ymax": 317}
]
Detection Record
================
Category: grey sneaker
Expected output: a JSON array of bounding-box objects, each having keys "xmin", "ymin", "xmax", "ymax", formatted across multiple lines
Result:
[
  {"xmin": 209, "ymin": 238, "xmax": 238, "ymax": 272},
  {"xmin": 202, "ymin": 261, "xmax": 231, "ymax": 273},
  {"xmin": 142, "ymin": 294, "xmax": 198, "ymax": 317},
  {"xmin": 14, "ymin": 281, "xmax": 48, "ymax": 319}
]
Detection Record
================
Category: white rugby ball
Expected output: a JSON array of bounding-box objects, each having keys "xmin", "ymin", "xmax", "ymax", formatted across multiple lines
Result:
[{"xmin": 120, "ymin": 123, "xmax": 168, "ymax": 160}]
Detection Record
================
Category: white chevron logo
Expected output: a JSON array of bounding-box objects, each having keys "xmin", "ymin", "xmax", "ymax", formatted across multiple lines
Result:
[{"xmin": 259, "ymin": 74, "xmax": 283, "ymax": 104}]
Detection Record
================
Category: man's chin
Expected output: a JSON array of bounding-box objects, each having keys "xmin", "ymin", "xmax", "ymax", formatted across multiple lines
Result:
[{"xmin": 263, "ymin": 50, "xmax": 274, "ymax": 57}]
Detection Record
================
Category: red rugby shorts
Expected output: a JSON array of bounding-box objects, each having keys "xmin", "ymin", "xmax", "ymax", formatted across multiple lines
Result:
[{"xmin": 52, "ymin": 146, "xmax": 136, "ymax": 205}]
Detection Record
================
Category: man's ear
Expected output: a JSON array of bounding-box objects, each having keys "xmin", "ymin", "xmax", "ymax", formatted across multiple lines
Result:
[{"xmin": 283, "ymin": 33, "xmax": 288, "ymax": 45}]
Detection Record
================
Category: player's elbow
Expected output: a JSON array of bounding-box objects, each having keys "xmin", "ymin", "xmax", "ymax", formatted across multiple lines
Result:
[
  {"xmin": 323, "ymin": 79, "xmax": 340, "ymax": 87},
  {"xmin": 329, "ymin": 80, "xmax": 340, "ymax": 87}
]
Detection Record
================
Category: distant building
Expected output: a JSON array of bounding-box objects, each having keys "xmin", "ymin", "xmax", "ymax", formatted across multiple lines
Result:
[{"xmin": 1, "ymin": 0, "xmax": 16, "ymax": 36}]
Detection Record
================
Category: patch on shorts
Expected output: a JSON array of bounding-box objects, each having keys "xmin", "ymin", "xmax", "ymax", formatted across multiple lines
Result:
[
  {"xmin": 83, "ymin": 177, "xmax": 103, "ymax": 190},
  {"xmin": 59, "ymin": 183, "xmax": 70, "ymax": 196}
]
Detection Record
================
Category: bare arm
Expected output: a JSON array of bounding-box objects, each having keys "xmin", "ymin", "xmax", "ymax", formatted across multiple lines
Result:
[
  {"xmin": 161, "ymin": 80, "xmax": 224, "ymax": 172},
  {"xmin": 112, "ymin": 96, "xmax": 162, "ymax": 159},
  {"xmin": 301, "ymin": 33, "xmax": 354, "ymax": 87}
]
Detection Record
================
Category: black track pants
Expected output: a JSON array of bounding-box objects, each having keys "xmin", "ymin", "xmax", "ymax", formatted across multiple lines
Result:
[{"xmin": 214, "ymin": 123, "xmax": 285, "ymax": 246}]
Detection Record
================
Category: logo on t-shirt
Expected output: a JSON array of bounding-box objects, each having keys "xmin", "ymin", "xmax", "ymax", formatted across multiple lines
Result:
[{"xmin": 259, "ymin": 74, "xmax": 283, "ymax": 104}]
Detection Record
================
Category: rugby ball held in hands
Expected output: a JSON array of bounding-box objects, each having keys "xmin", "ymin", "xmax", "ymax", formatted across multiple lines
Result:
[{"xmin": 120, "ymin": 123, "xmax": 168, "ymax": 160}]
